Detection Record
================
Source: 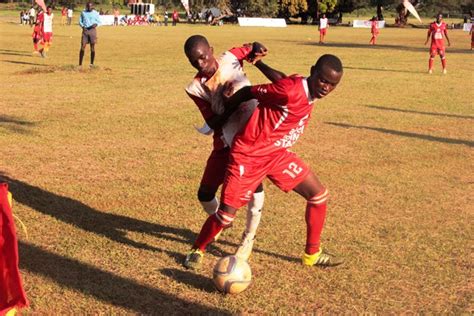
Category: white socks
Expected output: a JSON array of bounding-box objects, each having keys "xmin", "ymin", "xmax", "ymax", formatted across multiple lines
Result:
[{"xmin": 245, "ymin": 191, "xmax": 265, "ymax": 239}]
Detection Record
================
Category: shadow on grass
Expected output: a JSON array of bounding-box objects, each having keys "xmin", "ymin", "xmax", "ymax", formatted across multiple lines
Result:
[
  {"xmin": 365, "ymin": 105, "xmax": 474, "ymax": 120},
  {"xmin": 2, "ymin": 175, "xmax": 298, "ymax": 265},
  {"xmin": 293, "ymin": 40, "xmax": 473, "ymax": 54},
  {"xmin": 161, "ymin": 268, "xmax": 216, "ymax": 293},
  {"xmin": 3, "ymin": 60, "xmax": 46, "ymax": 66},
  {"xmin": 0, "ymin": 115, "xmax": 35, "ymax": 134},
  {"xmin": 325, "ymin": 122, "xmax": 474, "ymax": 147},
  {"xmin": 19, "ymin": 241, "xmax": 230, "ymax": 314},
  {"xmin": 0, "ymin": 51, "xmax": 32, "ymax": 57},
  {"xmin": 344, "ymin": 66, "xmax": 420, "ymax": 74}
]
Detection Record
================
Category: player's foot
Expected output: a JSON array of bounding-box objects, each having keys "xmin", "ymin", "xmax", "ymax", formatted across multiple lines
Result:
[
  {"xmin": 235, "ymin": 232, "xmax": 255, "ymax": 261},
  {"xmin": 428, "ymin": 69, "xmax": 433, "ymax": 74},
  {"xmin": 442, "ymin": 68, "xmax": 447, "ymax": 74},
  {"xmin": 302, "ymin": 248, "xmax": 343, "ymax": 267},
  {"xmin": 183, "ymin": 248, "xmax": 204, "ymax": 270}
]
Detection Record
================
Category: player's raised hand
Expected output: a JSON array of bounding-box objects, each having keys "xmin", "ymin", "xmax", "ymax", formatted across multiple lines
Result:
[{"xmin": 248, "ymin": 42, "xmax": 268, "ymax": 65}]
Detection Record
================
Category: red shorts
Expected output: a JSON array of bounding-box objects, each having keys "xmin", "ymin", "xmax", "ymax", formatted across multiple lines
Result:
[
  {"xmin": 222, "ymin": 150, "xmax": 311, "ymax": 209},
  {"xmin": 43, "ymin": 32, "xmax": 52, "ymax": 42},
  {"xmin": 430, "ymin": 44, "xmax": 445, "ymax": 56},
  {"xmin": 200, "ymin": 147, "xmax": 230, "ymax": 191},
  {"xmin": 319, "ymin": 28, "xmax": 327, "ymax": 35}
]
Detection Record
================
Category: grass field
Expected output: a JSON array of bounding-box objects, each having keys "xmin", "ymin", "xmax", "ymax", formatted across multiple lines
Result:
[{"xmin": 0, "ymin": 11, "xmax": 473, "ymax": 314}]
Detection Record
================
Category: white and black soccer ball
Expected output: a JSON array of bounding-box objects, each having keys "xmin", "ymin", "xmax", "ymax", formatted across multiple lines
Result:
[{"xmin": 213, "ymin": 255, "xmax": 252, "ymax": 294}]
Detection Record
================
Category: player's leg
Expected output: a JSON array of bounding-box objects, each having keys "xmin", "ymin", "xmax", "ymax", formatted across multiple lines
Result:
[
  {"xmin": 198, "ymin": 148, "xmax": 229, "ymax": 215},
  {"xmin": 428, "ymin": 47, "xmax": 436, "ymax": 73},
  {"xmin": 235, "ymin": 182, "xmax": 264, "ymax": 260},
  {"xmin": 293, "ymin": 171, "xmax": 343, "ymax": 267},
  {"xmin": 439, "ymin": 49, "xmax": 447, "ymax": 74},
  {"xmin": 268, "ymin": 151, "xmax": 342, "ymax": 267},
  {"xmin": 184, "ymin": 155, "xmax": 266, "ymax": 269}
]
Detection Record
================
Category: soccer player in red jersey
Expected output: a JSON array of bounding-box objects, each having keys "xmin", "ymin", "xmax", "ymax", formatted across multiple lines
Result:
[
  {"xmin": 184, "ymin": 35, "xmax": 286, "ymax": 261},
  {"xmin": 369, "ymin": 16, "xmax": 379, "ymax": 45},
  {"xmin": 184, "ymin": 54, "xmax": 344, "ymax": 270},
  {"xmin": 425, "ymin": 13, "xmax": 451, "ymax": 74},
  {"xmin": 39, "ymin": 6, "xmax": 53, "ymax": 58}
]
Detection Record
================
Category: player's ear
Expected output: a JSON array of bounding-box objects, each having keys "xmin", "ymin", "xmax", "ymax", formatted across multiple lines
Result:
[{"xmin": 210, "ymin": 46, "xmax": 214, "ymax": 55}]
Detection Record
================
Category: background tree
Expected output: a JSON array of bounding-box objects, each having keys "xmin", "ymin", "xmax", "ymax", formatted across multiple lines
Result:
[{"xmin": 278, "ymin": 0, "xmax": 308, "ymax": 19}]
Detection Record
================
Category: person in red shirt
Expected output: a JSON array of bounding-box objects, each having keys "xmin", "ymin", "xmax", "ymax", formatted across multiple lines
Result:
[
  {"xmin": 425, "ymin": 13, "xmax": 451, "ymax": 74},
  {"xmin": 172, "ymin": 10, "xmax": 179, "ymax": 26},
  {"xmin": 61, "ymin": 6, "xmax": 67, "ymax": 25},
  {"xmin": 184, "ymin": 35, "xmax": 286, "ymax": 261},
  {"xmin": 184, "ymin": 54, "xmax": 344, "ymax": 270},
  {"xmin": 369, "ymin": 16, "xmax": 379, "ymax": 45}
]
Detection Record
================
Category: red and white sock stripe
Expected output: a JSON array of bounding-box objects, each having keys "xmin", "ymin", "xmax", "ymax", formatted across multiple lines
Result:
[
  {"xmin": 307, "ymin": 189, "xmax": 329, "ymax": 205},
  {"xmin": 215, "ymin": 209, "xmax": 235, "ymax": 226}
]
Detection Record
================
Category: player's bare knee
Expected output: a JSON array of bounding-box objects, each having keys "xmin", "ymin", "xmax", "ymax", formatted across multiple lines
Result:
[
  {"xmin": 255, "ymin": 183, "xmax": 264, "ymax": 193},
  {"xmin": 219, "ymin": 203, "xmax": 237, "ymax": 215}
]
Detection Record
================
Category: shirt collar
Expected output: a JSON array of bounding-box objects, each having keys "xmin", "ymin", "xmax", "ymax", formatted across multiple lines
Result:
[{"xmin": 303, "ymin": 78, "xmax": 314, "ymax": 104}]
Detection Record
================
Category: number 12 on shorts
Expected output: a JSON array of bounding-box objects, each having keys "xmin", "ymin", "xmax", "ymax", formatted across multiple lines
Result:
[{"xmin": 282, "ymin": 162, "xmax": 303, "ymax": 179}]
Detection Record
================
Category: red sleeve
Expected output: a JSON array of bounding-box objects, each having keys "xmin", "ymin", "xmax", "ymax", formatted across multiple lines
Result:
[
  {"xmin": 228, "ymin": 44, "xmax": 253, "ymax": 63},
  {"xmin": 250, "ymin": 78, "xmax": 290, "ymax": 109},
  {"xmin": 186, "ymin": 92, "xmax": 213, "ymax": 122}
]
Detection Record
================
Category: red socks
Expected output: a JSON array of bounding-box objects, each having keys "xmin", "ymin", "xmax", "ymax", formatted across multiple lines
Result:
[
  {"xmin": 193, "ymin": 209, "xmax": 235, "ymax": 251},
  {"xmin": 441, "ymin": 57, "xmax": 446, "ymax": 69},
  {"xmin": 305, "ymin": 189, "xmax": 329, "ymax": 255},
  {"xmin": 429, "ymin": 57, "xmax": 434, "ymax": 70}
]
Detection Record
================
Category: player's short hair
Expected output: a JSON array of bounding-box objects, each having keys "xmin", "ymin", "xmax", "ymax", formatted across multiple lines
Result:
[
  {"xmin": 314, "ymin": 54, "xmax": 343, "ymax": 73},
  {"xmin": 184, "ymin": 35, "xmax": 210, "ymax": 54}
]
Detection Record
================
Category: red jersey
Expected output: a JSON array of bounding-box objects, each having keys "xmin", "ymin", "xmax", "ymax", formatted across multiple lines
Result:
[
  {"xmin": 232, "ymin": 75, "xmax": 314, "ymax": 157},
  {"xmin": 185, "ymin": 45, "xmax": 255, "ymax": 150},
  {"xmin": 61, "ymin": 8, "xmax": 67, "ymax": 16},
  {"xmin": 428, "ymin": 22, "xmax": 447, "ymax": 47}
]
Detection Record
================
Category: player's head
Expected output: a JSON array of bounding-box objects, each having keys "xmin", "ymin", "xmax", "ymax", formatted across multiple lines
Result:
[
  {"xmin": 307, "ymin": 54, "xmax": 343, "ymax": 100},
  {"xmin": 322, "ymin": 14, "xmax": 326, "ymax": 18},
  {"xmin": 46, "ymin": 6, "xmax": 52, "ymax": 14},
  {"xmin": 86, "ymin": 2, "xmax": 94, "ymax": 11},
  {"xmin": 184, "ymin": 35, "xmax": 218, "ymax": 77},
  {"xmin": 436, "ymin": 13, "xmax": 442, "ymax": 22}
]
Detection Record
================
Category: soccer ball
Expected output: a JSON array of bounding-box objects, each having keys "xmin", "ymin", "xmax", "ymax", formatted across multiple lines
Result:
[{"xmin": 213, "ymin": 255, "xmax": 252, "ymax": 294}]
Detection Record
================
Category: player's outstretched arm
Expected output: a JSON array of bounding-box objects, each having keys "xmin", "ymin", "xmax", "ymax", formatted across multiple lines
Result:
[{"xmin": 254, "ymin": 60, "xmax": 287, "ymax": 83}]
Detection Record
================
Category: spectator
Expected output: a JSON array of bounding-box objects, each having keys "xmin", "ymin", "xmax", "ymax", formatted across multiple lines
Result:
[
  {"xmin": 67, "ymin": 7, "xmax": 73, "ymax": 25},
  {"xmin": 172, "ymin": 10, "xmax": 179, "ymax": 26},
  {"xmin": 113, "ymin": 7, "xmax": 120, "ymax": 26},
  {"xmin": 164, "ymin": 10, "xmax": 168, "ymax": 26},
  {"xmin": 28, "ymin": 6, "xmax": 36, "ymax": 25}
]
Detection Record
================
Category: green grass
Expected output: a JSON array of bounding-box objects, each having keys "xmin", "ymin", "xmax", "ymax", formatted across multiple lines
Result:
[{"xmin": 0, "ymin": 13, "xmax": 472, "ymax": 314}]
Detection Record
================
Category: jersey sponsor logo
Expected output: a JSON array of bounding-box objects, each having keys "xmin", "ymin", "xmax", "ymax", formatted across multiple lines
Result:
[{"xmin": 274, "ymin": 114, "xmax": 309, "ymax": 148}]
